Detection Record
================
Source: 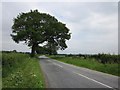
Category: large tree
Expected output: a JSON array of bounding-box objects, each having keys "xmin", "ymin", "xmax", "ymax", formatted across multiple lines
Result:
[
  {"xmin": 11, "ymin": 10, "xmax": 71, "ymax": 57},
  {"xmin": 43, "ymin": 42, "xmax": 58, "ymax": 55},
  {"xmin": 36, "ymin": 41, "xmax": 60, "ymax": 55},
  {"xmin": 36, "ymin": 43, "xmax": 58, "ymax": 55}
]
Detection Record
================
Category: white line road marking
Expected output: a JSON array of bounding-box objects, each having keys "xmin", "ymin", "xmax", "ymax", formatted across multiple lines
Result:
[
  {"xmin": 47, "ymin": 60, "xmax": 63, "ymax": 68},
  {"xmin": 53, "ymin": 59, "xmax": 80, "ymax": 68},
  {"xmin": 48, "ymin": 60, "xmax": 51, "ymax": 62},
  {"xmin": 53, "ymin": 62, "xmax": 63, "ymax": 68},
  {"xmin": 73, "ymin": 71, "xmax": 114, "ymax": 89}
]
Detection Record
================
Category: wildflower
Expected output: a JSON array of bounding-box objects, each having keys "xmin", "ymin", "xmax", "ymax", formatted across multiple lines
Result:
[
  {"xmin": 15, "ymin": 83, "xmax": 18, "ymax": 86},
  {"xmin": 33, "ymin": 74, "xmax": 36, "ymax": 77}
]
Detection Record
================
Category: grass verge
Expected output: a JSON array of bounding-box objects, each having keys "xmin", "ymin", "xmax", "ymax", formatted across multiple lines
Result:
[
  {"xmin": 2, "ymin": 52, "xmax": 45, "ymax": 88},
  {"xmin": 48, "ymin": 55, "xmax": 119, "ymax": 77},
  {"xmin": 0, "ymin": 52, "xmax": 2, "ymax": 89}
]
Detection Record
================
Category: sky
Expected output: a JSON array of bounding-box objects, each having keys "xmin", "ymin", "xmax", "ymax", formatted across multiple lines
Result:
[{"xmin": 1, "ymin": 0, "xmax": 119, "ymax": 54}]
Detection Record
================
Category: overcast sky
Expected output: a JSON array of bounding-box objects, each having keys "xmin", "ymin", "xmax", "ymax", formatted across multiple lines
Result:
[{"xmin": 1, "ymin": 1, "xmax": 118, "ymax": 54}]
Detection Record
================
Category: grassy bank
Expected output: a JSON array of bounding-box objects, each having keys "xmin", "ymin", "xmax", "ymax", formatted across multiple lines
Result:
[
  {"xmin": 2, "ymin": 52, "xmax": 45, "ymax": 88},
  {"xmin": 48, "ymin": 55, "xmax": 119, "ymax": 77},
  {"xmin": 0, "ymin": 52, "xmax": 2, "ymax": 89}
]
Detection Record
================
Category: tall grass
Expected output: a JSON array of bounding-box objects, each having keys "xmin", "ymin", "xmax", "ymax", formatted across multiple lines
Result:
[
  {"xmin": 48, "ymin": 55, "xmax": 119, "ymax": 76},
  {"xmin": 2, "ymin": 52, "xmax": 45, "ymax": 88},
  {"xmin": 0, "ymin": 52, "xmax": 2, "ymax": 89}
]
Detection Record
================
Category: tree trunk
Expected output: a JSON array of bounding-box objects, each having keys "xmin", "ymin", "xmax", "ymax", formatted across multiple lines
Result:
[{"xmin": 31, "ymin": 44, "xmax": 37, "ymax": 57}]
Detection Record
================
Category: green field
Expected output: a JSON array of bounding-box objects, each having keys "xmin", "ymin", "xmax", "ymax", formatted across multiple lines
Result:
[
  {"xmin": 2, "ymin": 52, "xmax": 45, "ymax": 88},
  {"xmin": 48, "ymin": 55, "xmax": 119, "ymax": 77}
]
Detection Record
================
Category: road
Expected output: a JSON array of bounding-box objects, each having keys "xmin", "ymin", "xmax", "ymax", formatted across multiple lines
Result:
[{"xmin": 39, "ymin": 55, "xmax": 119, "ymax": 89}]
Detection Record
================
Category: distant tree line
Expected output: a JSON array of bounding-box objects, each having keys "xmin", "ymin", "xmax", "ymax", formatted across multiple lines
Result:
[
  {"xmin": 2, "ymin": 50, "xmax": 30, "ymax": 54},
  {"xmin": 58, "ymin": 53, "xmax": 120, "ymax": 64}
]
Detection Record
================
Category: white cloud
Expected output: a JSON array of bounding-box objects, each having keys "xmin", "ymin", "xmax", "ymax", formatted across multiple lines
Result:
[{"xmin": 82, "ymin": 12, "xmax": 118, "ymax": 31}]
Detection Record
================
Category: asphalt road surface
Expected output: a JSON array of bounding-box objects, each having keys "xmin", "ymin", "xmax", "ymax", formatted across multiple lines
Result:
[{"xmin": 39, "ymin": 55, "xmax": 119, "ymax": 89}]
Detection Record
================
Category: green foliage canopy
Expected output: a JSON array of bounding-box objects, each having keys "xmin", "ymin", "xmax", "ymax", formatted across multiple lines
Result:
[{"xmin": 11, "ymin": 10, "xmax": 71, "ymax": 57}]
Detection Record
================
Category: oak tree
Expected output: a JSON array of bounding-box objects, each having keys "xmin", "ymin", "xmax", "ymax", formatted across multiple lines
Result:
[{"xmin": 11, "ymin": 10, "xmax": 71, "ymax": 57}]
